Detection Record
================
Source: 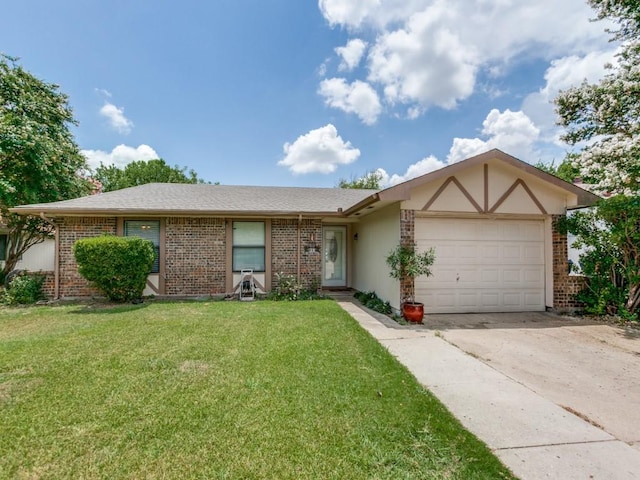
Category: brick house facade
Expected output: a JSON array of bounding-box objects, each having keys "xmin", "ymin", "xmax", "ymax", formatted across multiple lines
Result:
[
  {"xmin": 11, "ymin": 150, "xmax": 600, "ymax": 311},
  {"xmin": 54, "ymin": 215, "xmax": 324, "ymax": 299}
]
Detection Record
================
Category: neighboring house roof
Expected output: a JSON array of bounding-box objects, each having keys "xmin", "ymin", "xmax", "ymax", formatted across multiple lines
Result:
[
  {"xmin": 9, "ymin": 149, "xmax": 601, "ymax": 218},
  {"xmin": 10, "ymin": 183, "xmax": 379, "ymax": 217}
]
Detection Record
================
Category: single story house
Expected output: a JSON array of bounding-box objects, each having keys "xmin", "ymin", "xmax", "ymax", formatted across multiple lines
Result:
[{"xmin": 11, "ymin": 149, "xmax": 599, "ymax": 313}]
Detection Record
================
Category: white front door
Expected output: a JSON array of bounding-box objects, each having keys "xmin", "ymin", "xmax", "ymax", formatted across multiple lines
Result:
[{"xmin": 322, "ymin": 226, "xmax": 346, "ymax": 287}]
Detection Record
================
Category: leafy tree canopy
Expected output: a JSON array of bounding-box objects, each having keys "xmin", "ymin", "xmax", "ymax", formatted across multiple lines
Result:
[
  {"xmin": 337, "ymin": 170, "xmax": 383, "ymax": 189},
  {"xmin": 535, "ymin": 156, "xmax": 581, "ymax": 183},
  {"xmin": 0, "ymin": 54, "xmax": 90, "ymax": 277},
  {"xmin": 93, "ymin": 158, "xmax": 208, "ymax": 192},
  {"xmin": 555, "ymin": 0, "xmax": 640, "ymax": 194}
]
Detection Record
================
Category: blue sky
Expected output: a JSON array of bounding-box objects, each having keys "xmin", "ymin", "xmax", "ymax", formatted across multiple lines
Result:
[{"xmin": 1, "ymin": 1, "xmax": 617, "ymax": 187}]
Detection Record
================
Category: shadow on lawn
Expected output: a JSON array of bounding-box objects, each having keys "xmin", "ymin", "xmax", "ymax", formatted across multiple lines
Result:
[{"xmin": 68, "ymin": 300, "xmax": 150, "ymax": 315}]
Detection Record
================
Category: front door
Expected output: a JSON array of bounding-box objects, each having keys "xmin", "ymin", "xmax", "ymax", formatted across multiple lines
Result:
[{"xmin": 322, "ymin": 226, "xmax": 346, "ymax": 287}]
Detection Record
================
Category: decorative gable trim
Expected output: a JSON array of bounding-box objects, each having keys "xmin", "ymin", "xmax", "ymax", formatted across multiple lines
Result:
[
  {"xmin": 422, "ymin": 176, "xmax": 483, "ymax": 213},
  {"xmin": 489, "ymin": 178, "xmax": 547, "ymax": 214}
]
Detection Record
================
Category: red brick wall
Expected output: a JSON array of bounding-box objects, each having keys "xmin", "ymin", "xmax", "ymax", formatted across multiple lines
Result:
[
  {"xmin": 58, "ymin": 217, "xmax": 117, "ymax": 297},
  {"xmin": 165, "ymin": 217, "xmax": 226, "ymax": 295},
  {"xmin": 40, "ymin": 271, "xmax": 55, "ymax": 299},
  {"xmin": 271, "ymin": 219, "xmax": 322, "ymax": 290},
  {"xmin": 552, "ymin": 214, "xmax": 585, "ymax": 310}
]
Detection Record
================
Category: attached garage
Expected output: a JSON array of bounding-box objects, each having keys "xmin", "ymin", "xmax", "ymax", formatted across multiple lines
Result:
[
  {"xmin": 348, "ymin": 150, "xmax": 599, "ymax": 314},
  {"xmin": 415, "ymin": 217, "xmax": 545, "ymax": 313}
]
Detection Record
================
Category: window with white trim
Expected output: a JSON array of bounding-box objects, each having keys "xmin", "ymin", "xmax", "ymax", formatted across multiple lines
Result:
[
  {"xmin": 124, "ymin": 220, "xmax": 160, "ymax": 273},
  {"xmin": 233, "ymin": 221, "xmax": 265, "ymax": 272}
]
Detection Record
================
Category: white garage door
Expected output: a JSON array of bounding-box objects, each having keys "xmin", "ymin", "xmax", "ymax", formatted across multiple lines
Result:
[{"xmin": 415, "ymin": 218, "xmax": 545, "ymax": 313}]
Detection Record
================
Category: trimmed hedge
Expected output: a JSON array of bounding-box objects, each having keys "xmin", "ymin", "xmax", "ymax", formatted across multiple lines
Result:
[{"xmin": 73, "ymin": 235, "xmax": 155, "ymax": 302}]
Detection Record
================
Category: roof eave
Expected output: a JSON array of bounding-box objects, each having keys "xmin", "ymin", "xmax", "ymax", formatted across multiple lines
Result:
[
  {"xmin": 9, "ymin": 207, "xmax": 346, "ymax": 218},
  {"xmin": 342, "ymin": 193, "xmax": 380, "ymax": 216}
]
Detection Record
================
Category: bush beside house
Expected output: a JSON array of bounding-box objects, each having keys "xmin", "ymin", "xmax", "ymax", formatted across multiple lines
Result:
[{"xmin": 73, "ymin": 236, "xmax": 155, "ymax": 302}]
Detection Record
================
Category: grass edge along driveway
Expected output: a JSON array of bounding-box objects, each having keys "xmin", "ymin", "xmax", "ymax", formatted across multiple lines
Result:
[{"xmin": 0, "ymin": 300, "xmax": 514, "ymax": 479}]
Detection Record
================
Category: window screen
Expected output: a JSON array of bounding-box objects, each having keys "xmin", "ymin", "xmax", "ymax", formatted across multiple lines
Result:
[
  {"xmin": 0, "ymin": 234, "xmax": 6, "ymax": 261},
  {"xmin": 124, "ymin": 221, "xmax": 160, "ymax": 273},
  {"xmin": 233, "ymin": 221, "xmax": 265, "ymax": 271}
]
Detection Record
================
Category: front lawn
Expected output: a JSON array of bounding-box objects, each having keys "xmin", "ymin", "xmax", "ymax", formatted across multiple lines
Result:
[{"xmin": 0, "ymin": 301, "xmax": 513, "ymax": 479}]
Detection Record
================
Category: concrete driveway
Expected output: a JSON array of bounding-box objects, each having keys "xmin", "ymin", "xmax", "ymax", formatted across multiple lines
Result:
[
  {"xmin": 337, "ymin": 297, "xmax": 640, "ymax": 479},
  {"xmin": 427, "ymin": 312, "xmax": 640, "ymax": 451}
]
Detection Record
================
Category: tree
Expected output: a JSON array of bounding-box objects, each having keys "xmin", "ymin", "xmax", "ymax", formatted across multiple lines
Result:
[
  {"xmin": 561, "ymin": 196, "xmax": 640, "ymax": 317},
  {"xmin": 535, "ymin": 155, "xmax": 581, "ymax": 183},
  {"xmin": 93, "ymin": 158, "xmax": 207, "ymax": 192},
  {"xmin": 555, "ymin": 1, "xmax": 640, "ymax": 319},
  {"xmin": 0, "ymin": 54, "xmax": 90, "ymax": 279},
  {"xmin": 337, "ymin": 170, "xmax": 382, "ymax": 189},
  {"xmin": 555, "ymin": 0, "xmax": 640, "ymax": 195}
]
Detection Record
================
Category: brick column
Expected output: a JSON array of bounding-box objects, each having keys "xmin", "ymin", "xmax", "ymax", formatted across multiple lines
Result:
[
  {"xmin": 552, "ymin": 214, "xmax": 585, "ymax": 311},
  {"xmin": 400, "ymin": 209, "xmax": 415, "ymax": 303}
]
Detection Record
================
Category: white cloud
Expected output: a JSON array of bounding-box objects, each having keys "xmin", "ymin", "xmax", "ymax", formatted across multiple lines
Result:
[
  {"xmin": 82, "ymin": 144, "xmax": 159, "ymax": 170},
  {"xmin": 100, "ymin": 102, "xmax": 134, "ymax": 134},
  {"xmin": 377, "ymin": 155, "xmax": 446, "ymax": 186},
  {"xmin": 278, "ymin": 124, "xmax": 360, "ymax": 174},
  {"xmin": 447, "ymin": 109, "xmax": 540, "ymax": 163},
  {"xmin": 94, "ymin": 88, "xmax": 112, "ymax": 98},
  {"xmin": 318, "ymin": 78, "xmax": 382, "ymax": 125},
  {"xmin": 522, "ymin": 50, "xmax": 617, "ymax": 144},
  {"xmin": 319, "ymin": 0, "xmax": 612, "ymax": 117},
  {"xmin": 335, "ymin": 38, "xmax": 368, "ymax": 71},
  {"xmin": 373, "ymin": 108, "xmax": 540, "ymax": 187},
  {"xmin": 318, "ymin": 0, "xmax": 381, "ymax": 28},
  {"xmin": 368, "ymin": 5, "xmax": 478, "ymax": 109}
]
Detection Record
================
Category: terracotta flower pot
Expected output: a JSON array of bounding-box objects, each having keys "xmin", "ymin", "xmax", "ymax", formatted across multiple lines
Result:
[{"xmin": 402, "ymin": 302, "xmax": 424, "ymax": 323}]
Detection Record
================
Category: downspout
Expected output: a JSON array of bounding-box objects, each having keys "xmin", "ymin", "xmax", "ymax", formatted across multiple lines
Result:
[
  {"xmin": 39, "ymin": 213, "xmax": 59, "ymax": 300},
  {"xmin": 297, "ymin": 214, "xmax": 302, "ymax": 285}
]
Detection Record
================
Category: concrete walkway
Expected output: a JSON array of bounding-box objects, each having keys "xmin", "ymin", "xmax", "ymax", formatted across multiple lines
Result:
[{"xmin": 336, "ymin": 299, "xmax": 640, "ymax": 480}]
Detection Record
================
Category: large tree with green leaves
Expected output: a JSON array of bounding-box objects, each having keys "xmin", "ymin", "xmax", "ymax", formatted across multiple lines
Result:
[
  {"xmin": 93, "ymin": 158, "xmax": 207, "ymax": 192},
  {"xmin": 555, "ymin": 0, "xmax": 640, "ymax": 195},
  {"xmin": 0, "ymin": 55, "xmax": 90, "ymax": 279},
  {"xmin": 555, "ymin": 1, "xmax": 640, "ymax": 318}
]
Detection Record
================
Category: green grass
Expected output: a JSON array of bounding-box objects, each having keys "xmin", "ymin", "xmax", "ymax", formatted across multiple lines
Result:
[{"xmin": 0, "ymin": 301, "xmax": 514, "ymax": 479}]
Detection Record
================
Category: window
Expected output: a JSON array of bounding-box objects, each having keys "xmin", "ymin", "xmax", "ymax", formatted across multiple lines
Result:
[
  {"xmin": 0, "ymin": 234, "xmax": 6, "ymax": 261},
  {"xmin": 233, "ymin": 221, "xmax": 265, "ymax": 271},
  {"xmin": 124, "ymin": 220, "xmax": 160, "ymax": 273}
]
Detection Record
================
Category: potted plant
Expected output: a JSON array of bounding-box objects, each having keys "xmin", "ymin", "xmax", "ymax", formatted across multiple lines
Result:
[{"xmin": 386, "ymin": 243, "xmax": 435, "ymax": 323}]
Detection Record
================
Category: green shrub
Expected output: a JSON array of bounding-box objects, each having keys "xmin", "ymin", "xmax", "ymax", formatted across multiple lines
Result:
[
  {"xmin": 354, "ymin": 291, "xmax": 392, "ymax": 315},
  {"xmin": 73, "ymin": 235, "xmax": 155, "ymax": 302},
  {"xmin": 268, "ymin": 273, "xmax": 325, "ymax": 301},
  {"xmin": 1, "ymin": 272, "xmax": 45, "ymax": 305}
]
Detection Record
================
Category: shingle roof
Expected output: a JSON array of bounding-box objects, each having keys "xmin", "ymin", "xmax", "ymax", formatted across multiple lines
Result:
[{"xmin": 10, "ymin": 183, "xmax": 379, "ymax": 217}]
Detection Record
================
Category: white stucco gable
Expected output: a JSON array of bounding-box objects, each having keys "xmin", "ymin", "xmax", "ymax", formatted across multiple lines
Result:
[{"xmin": 399, "ymin": 157, "xmax": 584, "ymax": 216}]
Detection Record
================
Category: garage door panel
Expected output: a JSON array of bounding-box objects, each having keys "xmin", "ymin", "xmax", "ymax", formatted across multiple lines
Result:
[
  {"xmin": 502, "ymin": 269, "xmax": 521, "ymax": 283},
  {"xmin": 524, "ymin": 245, "xmax": 544, "ymax": 261},
  {"xmin": 481, "ymin": 292, "xmax": 500, "ymax": 307},
  {"xmin": 523, "ymin": 268, "xmax": 543, "ymax": 285},
  {"xmin": 481, "ymin": 269, "xmax": 500, "ymax": 283},
  {"xmin": 416, "ymin": 218, "xmax": 545, "ymax": 313},
  {"xmin": 481, "ymin": 245, "xmax": 500, "ymax": 259},
  {"xmin": 459, "ymin": 292, "xmax": 479, "ymax": 307},
  {"xmin": 503, "ymin": 292, "xmax": 522, "ymax": 306}
]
